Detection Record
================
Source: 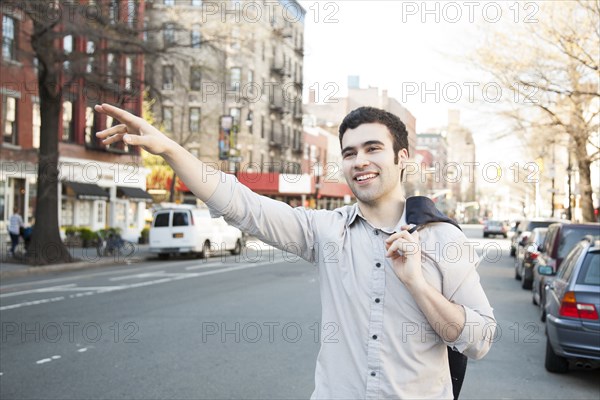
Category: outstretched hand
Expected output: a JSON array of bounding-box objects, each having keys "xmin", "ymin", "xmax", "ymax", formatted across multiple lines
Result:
[{"xmin": 94, "ymin": 103, "xmax": 175, "ymax": 156}]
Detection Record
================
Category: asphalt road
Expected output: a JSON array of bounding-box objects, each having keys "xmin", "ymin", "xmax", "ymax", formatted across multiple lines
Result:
[{"xmin": 1, "ymin": 227, "xmax": 598, "ymax": 399}]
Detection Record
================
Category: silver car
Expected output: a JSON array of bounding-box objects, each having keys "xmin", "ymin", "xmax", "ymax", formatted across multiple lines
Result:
[{"xmin": 540, "ymin": 236, "xmax": 600, "ymax": 373}]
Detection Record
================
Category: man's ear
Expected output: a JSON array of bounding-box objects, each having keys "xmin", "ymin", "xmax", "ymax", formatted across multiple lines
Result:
[{"xmin": 397, "ymin": 148, "xmax": 409, "ymax": 167}]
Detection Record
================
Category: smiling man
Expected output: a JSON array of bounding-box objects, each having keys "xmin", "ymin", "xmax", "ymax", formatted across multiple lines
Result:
[{"xmin": 95, "ymin": 104, "xmax": 495, "ymax": 399}]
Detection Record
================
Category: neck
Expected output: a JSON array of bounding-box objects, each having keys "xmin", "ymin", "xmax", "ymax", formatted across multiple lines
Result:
[{"xmin": 358, "ymin": 194, "xmax": 406, "ymax": 229}]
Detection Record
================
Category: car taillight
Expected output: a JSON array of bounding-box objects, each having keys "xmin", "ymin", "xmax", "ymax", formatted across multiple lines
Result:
[
  {"xmin": 530, "ymin": 252, "xmax": 539, "ymax": 260},
  {"xmin": 559, "ymin": 291, "xmax": 599, "ymax": 320}
]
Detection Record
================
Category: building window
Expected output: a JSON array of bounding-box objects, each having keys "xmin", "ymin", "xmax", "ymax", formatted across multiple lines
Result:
[
  {"xmin": 247, "ymin": 70, "xmax": 254, "ymax": 94},
  {"xmin": 63, "ymin": 35, "xmax": 73, "ymax": 70},
  {"xmin": 192, "ymin": 0, "xmax": 202, "ymax": 6},
  {"xmin": 260, "ymin": 115, "xmax": 264, "ymax": 139},
  {"xmin": 125, "ymin": 56, "xmax": 133, "ymax": 89},
  {"xmin": 62, "ymin": 100, "xmax": 74, "ymax": 142},
  {"xmin": 164, "ymin": 0, "xmax": 174, "ymax": 5},
  {"xmin": 231, "ymin": 27, "xmax": 240, "ymax": 50},
  {"xmin": 2, "ymin": 96, "xmax": 17, "ymax": 145},
  {"xmin": 189, "ymin": 107, "xmax": 200, "ymax": 134},
  {"xmin": 107, "ymin": 53, "xmax": 118, "ymax": 84},
  {"xmin": 191, "ymin": 24, "xmax": 201, "ymax": 48},
  {"xmin": 127, "ymin": 0, "xmax": 136, "ymax": 27},
  {"xmin": 229, "ymin": 67, "xmax": 241, "ymax": 90},
  {"xmin": 163, "ymin": 65, "xmax": 174, "ymax": 90},
  {"xmin": 109, "ymin": 0, "xmax": 119, "ymax": 23},
  {"xmin": 163, "ymin": 106, "xmax": 173, "ymax": 133},
  {"xmin": 190, "ymin": 66, "xmax": 202, "ymax": 91},
  {"xmin": 163, "ymin": 23, "xmax": 175, "ymax": 46},
  {"xmin": 84, "ymin": 106, "xmax": 96, "ymax": 146},
  {"xmin": 32, "ymin": 100, "xmax": 41, "ymax": 148},
  {"xmin": 97, "ymin": 201, "xmax": 105, "ymax": 224},
  {"xmin": 2, "ymin": 16, "xmax": 16, "ymax": 61},
  {"xmin": 86, "ymin": 40, "xmax": 95, "ymax": 73}
]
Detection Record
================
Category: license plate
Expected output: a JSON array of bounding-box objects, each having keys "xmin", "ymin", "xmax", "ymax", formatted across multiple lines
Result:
[{"xmin": 173, "ymin": 233, "xmax": 184, "ymax": 238}]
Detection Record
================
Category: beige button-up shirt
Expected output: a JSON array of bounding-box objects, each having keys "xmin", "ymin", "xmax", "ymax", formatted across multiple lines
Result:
[{"xmin": 206, "ymin": 173, "xmax": 496, "ymax": 399}]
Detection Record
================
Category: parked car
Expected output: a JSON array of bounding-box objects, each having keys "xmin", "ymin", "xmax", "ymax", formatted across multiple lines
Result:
[
  {"xmin": 483, "ymin": 220, "xmax": 509, "ymax": 238},
  {"xmin": 539, "ymin": 236, "xmax": 600, "ymax": 373},
  {"xmin": 515, "ymin": 227, "xmax": 547, "ymax": 289},
  {"xmin": 532, "ymin": 222, "xmax": 600, "ymax": 315},
  {"xmin": 149, "ymin": 207, "xmax": 244, "ymax": 259},
  {"xmin": 510, "ymin": 218, "xmax": 563, "ymax": 258}
]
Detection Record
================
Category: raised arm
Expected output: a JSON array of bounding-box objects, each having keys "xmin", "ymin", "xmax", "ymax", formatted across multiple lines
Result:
[{"xmin": 94, "ymin": 103, "xmax": 220, "ymax": 202}]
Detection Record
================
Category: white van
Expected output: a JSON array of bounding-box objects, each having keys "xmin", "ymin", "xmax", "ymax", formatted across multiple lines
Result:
[{"xmin": 149, "ymin": 207, "xmax": 244, "ymax": 259}]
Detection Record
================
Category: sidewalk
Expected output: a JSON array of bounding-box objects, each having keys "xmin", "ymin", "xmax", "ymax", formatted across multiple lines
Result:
[
  {"xmin": 0, "ymin": 241, "xmax": 154, "ymax": 281},
  {"xmin": 0, "ymin": 238, "xmax": 272, "ymax": 281}
]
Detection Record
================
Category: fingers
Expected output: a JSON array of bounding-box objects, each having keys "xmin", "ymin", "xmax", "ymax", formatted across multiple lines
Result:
[
  {"xmin": 96, "ymin": 124, "xmax": 127, "ymax": 140},
  {"xmin": 385, "ymin": 228, "xmax": 420, "ymax": 258},
  {"xmin": 94, "ymin": 103, "xmax": 136, "ymax": 124}
]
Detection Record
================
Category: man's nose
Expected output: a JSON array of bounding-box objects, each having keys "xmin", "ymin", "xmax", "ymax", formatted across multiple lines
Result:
[{"xmin": 354, "ymin": 154, "xmax": 371, "ymax": 168}]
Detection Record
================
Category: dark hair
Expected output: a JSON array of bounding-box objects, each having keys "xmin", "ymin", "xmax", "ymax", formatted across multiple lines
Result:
[{"xmin": 339, "ymin": 106, "xmax": 409, "ymax": 164}]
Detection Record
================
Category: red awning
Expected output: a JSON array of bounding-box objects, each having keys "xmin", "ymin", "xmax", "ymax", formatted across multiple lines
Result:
[
  {"xmin": 318, "ymin": 181, "xmax": 354, "ymax": 198},
  {"xmin": 237, "ymin": 172, "xmax": 281, "ymax": 195}
]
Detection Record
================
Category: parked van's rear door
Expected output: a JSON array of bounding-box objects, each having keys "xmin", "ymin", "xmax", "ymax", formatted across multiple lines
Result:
[{"xmin": 150, "ymin": 210, "xmax": 172, "ymax": 249}]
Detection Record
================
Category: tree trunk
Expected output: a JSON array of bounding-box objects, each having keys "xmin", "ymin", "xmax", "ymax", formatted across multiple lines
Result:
[
  {"xmin": 26, "ymin": 22, "xmax": 73, "ymax": 266},
  {"xmin": 169, "ymin": 171, "xmax": 177, "ymax": 203},
  {"xmin": 576, "ymin": 156, "xmax": 595, "ymax": 222}
]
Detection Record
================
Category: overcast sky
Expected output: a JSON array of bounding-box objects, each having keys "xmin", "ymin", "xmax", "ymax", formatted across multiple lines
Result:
[{"xmin": 298, "ymin": 0, "xmax": 538, "ymax": 164}]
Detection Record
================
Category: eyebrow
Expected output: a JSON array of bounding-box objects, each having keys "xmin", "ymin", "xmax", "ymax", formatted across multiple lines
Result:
[{"xmin": 341, "ymin": 140, "xmax": 385, "ymax": 155}]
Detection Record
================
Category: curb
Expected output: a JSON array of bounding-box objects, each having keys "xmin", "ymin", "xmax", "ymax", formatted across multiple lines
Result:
[{"xmin": 0, "ymin": 256, "xmax": 151, "ymax": 281}]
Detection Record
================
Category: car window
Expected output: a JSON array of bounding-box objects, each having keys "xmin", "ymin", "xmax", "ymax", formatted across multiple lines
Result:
[
  {"xmin": 576, "ymin": 252, "xmax": 599, "ymax": 286},
  {"xmin": 558, "ymin": 227, "xmax": 600, "ymax": 258},
  {"xmin": 173, "ymin": 211, "xmax": 190, "ymax": 226},
  {"xmin": 154, "ymin": 212, "xmax": 170, "ymax": 227},
  {"xmin": 542, "ymin": 227, "xmax": 556, "ymax": 253},
  {"xmin": 527, "ymin": 221, "xmax": 553, "ymax": 231},
  {"xmin": 557, "ymin": 245, "xmax": 584, "ymax": 281}
]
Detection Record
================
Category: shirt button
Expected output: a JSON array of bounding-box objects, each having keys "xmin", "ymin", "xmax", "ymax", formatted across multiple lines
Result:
[
  {"xmin": 374, "ymin": 230, "xmax": 379, "ymax": 235},
  {"xmin": 375, "ymin": 298, "xmax": 380, "ymax": 303},
  {"xmin": 372, "ymin": 335, "xmax": 378, "ymax": 340},
  {"xmin": 371, "ymin": 371, "xmax": 376, "ymax": 377},
  {"xmin": 376, "ymin": 263, "xmax": 381, "ymax": 268}
]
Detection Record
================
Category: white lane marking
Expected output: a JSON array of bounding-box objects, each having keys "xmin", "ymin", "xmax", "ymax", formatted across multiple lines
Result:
[
  {"xmin": 36, "ymin": 358, "xmax": 52, "ymax": 365},
  {"xmin": 51, "ymin": 355, "xmax": 61, "ymax": 360},
  {"xmin": 77, "ymin": 348, "xmax": 88, "ymax": 353},
  {"xmin": 0, "ymin": 296, "xmax": 66, "ymax": 311},
  {"xmin": 109, "ymin": 271, "xmax": 166, "ymax": 281},
  {"xmin": 0, "ymin": 284, "xmax": 77, "ymax": 298},
  {"xmin": 0, "ymin": 260, "xmax": 284, "ymax": 311}
]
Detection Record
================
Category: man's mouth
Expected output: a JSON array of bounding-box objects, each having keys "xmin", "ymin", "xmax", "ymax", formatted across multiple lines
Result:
[{"xmin": 354, "ymin": 173, "xmax": 378, "ymax": 183}]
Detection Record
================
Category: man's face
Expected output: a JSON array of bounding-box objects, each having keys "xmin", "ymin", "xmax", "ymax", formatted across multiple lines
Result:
[{"xmin": 341, "ymin": 123, "xmax": 407, "ymax": 205}]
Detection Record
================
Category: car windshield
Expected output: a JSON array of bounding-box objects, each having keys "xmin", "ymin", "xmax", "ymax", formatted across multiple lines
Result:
[
  {"xmin": 576, "ymin": 252, "xmax": 600, "ymax": 286},
  {"xmin": 558, "ymin": 227, "xmax": 600, "ymax": 258},
  {"xmin": 527, "ymin": 221, "xmax": 554, "ymax": 231}
]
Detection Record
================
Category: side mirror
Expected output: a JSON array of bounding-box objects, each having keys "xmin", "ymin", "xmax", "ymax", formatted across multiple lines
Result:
[
  {"xmin": 537, "ymin": 265, "xmax": 555, "ymax": 276},
  {"xmin": 519, "ymin": 237, "xmax": 528, "ymax": 246}
]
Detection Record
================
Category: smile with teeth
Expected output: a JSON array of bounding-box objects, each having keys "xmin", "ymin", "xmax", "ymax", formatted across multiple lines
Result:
[{"xmin": 355, "ymin": 173, "xmax": 378, "ymax": 182}]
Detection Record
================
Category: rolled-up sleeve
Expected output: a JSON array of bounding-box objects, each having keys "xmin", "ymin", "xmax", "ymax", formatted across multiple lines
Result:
[
  {"xmin": 434, "ymin": 226, "xmax": 497, "ymax": 360},
  {"xmin": 205, "ymin": 172, "xmax": 317, "ymax": 263}
]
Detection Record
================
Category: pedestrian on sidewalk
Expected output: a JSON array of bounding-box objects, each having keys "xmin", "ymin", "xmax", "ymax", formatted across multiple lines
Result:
[
  {"xmin": 8, "ymin": 207, "xmax": 24, "ymax": 257},
  {"xmin": 95, "ymin": 103, "xmax": 496, "ymax": 400}
]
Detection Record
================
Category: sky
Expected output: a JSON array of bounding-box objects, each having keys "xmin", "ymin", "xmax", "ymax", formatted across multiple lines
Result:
[{"xmin": 297, "ymin": 0, "xmax": 537, "ymax": 165}]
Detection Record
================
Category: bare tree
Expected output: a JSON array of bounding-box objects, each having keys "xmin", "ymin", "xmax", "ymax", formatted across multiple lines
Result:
[{"xmin": 473, "ymin": 1, "xmax": 599, "ymax": 221}]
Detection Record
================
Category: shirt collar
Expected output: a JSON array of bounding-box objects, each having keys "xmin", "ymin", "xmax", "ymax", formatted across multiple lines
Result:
[{"xmin": 346, "ymin": 202, "xmax": 408, "ymax": 234}]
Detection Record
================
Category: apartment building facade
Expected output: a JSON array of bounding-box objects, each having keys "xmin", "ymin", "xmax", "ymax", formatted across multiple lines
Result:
[
  {"xmin": 145, "ymin": 0, "xmax": 307, "ymax": 205},
  {"xmin": 0, "ymin": 1, "xmax": 152, "ymax": 242}
]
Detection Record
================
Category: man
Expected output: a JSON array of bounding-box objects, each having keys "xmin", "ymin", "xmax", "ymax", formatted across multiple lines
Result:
[
  {"xmin": 95, "ymin": 104, "xmax": 495, "ymax": 399},
  {"xmin": 8, "ymin": 207, "xmax": 24, "ymax": 257}
]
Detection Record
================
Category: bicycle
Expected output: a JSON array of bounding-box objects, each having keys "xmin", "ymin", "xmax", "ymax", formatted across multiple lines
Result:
[{"xmin": 95, "ymin": 229, "xmax": 136, "ymax": 258}]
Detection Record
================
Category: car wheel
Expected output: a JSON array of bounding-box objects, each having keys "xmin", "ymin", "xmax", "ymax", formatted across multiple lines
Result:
[
  {"xmin": 230, "ymin": 239, "xmax": 242, "ymax": 255},
  {"xmin": 483, "ymin": 233, "xmax": 488, "ymax": 238},
  {"xmin": 158, "ymin": 253, "xmax": 169, "ymax": 260},
  {"xmin": 515, "ymin": 265, "xmax": 521, "ymax": 280},
  {"xmin": 510, "ymin": 247, "xmax": 516, "ymax": 257},
  {"xmin": 522, "ymin": 277, "xmax": 533, "ymax": 290},
  {"xmin": 545, "ymin": 338, "xmax": 569, "ymax": 373}
]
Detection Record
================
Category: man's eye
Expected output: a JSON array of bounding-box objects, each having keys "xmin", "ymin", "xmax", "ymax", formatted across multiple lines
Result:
[
  {"xmin": 343, "ymin": 153, "xmax": 355, "ymax": 158},
  {"xmin": 368, "ymin": 147, "xmax": 380, "ymax": 152}
]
